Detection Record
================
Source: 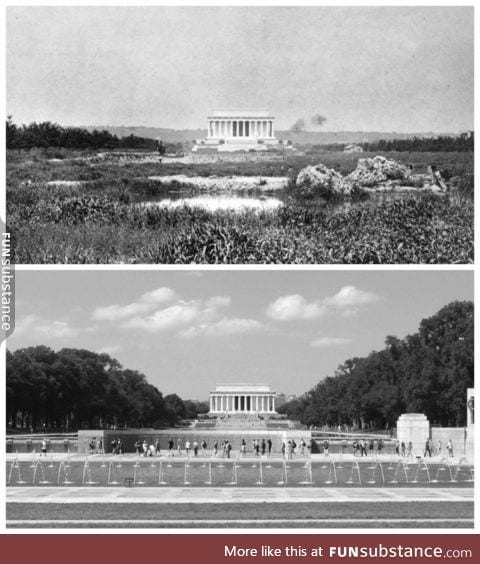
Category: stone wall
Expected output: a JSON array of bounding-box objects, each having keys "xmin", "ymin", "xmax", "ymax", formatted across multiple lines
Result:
[
  {"xmin": 430, "ymin": 427, "xmax": 473, "ymax": 459},
  {"xmin": 78, "ymin": 429, "xmax": 310, "ymax": 455}
]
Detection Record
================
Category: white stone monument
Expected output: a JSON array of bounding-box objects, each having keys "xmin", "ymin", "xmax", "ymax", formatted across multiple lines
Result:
[
  {"xmin": 209, "ymin": 383, "xmax": 276, "ymax": 414},
  {"xmin": 396, "ymin": 413, "xmax": 430, "ymax": 457},
  {"xmin": 193, "ymin": 110, "xmax": 282, "ymax": 153}
]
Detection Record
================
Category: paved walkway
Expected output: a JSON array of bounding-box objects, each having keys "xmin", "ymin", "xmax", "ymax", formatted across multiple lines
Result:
[
  {"xmin": 5, "ymin": 452, "xmax": 470, "ymax": 464},
  {"xmin": 7, "ymin": 486, "xmax": 473, "ymax": 504}
]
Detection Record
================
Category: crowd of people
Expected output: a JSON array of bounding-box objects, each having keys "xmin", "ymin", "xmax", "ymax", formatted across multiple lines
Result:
[
  {"xmin": 82, "ymin": 435, "xmax": 455, "ymax": 459},
  {"xmin": 121, "ymin": 437, "xmax": 313, "ymax": 459}
]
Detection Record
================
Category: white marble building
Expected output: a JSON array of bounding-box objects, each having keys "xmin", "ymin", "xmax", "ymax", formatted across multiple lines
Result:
[
  {"xmin": 209, "ymin": 383, "xmax": 276, "ymax": 414},
  {"xmin": 193, "ymin": 110, "xmax": 282, "ymax": 152}
]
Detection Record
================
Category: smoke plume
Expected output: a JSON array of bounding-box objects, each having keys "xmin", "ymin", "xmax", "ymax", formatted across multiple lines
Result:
[
  {"xmin": 311, "ymin": 114, "xmax": 327, "ymax": 127},
  {"xmin": 289, "ymin": 118, "xmax": 305, "ymax": 133}
]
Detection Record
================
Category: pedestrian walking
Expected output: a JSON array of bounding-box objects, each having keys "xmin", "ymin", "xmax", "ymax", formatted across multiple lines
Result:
[{"xmin": 447, "ymin": 440, "xmax": 454, "ymax": 458}]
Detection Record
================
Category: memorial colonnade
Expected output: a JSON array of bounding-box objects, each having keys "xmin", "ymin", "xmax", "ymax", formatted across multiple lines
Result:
[
  {"xmin": 208, "ymin": 119, "xmax": 274, "ymax": 139},
  {"xmin": 209, "ymin": 392, "xmax": 276, "ymax": 414}
]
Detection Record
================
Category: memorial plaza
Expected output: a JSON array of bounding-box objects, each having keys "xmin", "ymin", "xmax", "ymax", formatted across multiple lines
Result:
[{"xmin": 5, "ymin": 384, "xmax": 475, "ymax": 528}]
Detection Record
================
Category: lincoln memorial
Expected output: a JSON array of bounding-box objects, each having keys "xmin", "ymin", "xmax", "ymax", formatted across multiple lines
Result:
[
  {"xmin": 209, "ymin": 383, "xmax": 277, "ymax": 414},
  {"xmin": 193, "ymin": 110, "xmax": 282, "ymax": 153}
]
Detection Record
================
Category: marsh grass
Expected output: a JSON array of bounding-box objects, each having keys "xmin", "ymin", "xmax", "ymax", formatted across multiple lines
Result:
[
  {"xmin": 7, "ymin": 149, "xmax": 474, "ymax": 264},
  {"xmin": 8, "ymin": 193, "xmax": 473, "ymax": 264}
]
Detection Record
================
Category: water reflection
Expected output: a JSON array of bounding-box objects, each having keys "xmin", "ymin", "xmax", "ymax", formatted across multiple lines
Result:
[
  {"xmin": 141, "ymin": 196, "xmax": 284, "ymax": 213},
  {"xmin": 140, "ymin": 188, "xmax": 450, "ymax": 215}
]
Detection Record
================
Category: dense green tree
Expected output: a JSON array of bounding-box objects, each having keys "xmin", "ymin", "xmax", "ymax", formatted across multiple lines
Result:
[
  {"xmin": 280, "ymin": 301, "xmax": 473, "ymax": 429},
  {"xmin": 6, "ymin": 347, "xmax": 176, "ymax": 431},
  {"xmin": 163, "ymin": 394, "xmax": 187, "ymax": 423},
  {"xmin": 6, "ymin": 119, "xmax": 156, "ymax": 151}
]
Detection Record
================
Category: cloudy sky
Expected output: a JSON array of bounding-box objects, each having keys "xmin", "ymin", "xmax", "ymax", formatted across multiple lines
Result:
[
  {"xmin": 9, "ymin": 270, "xmax": 472, "ymax": 401},
  {"xmin": 6, "ymin": 5, "xmax": 473, "ymax": 132}
]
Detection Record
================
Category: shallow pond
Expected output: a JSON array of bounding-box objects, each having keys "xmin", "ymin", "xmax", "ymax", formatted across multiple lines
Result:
[
  {"xmin": 139, "ymin": 187, "xmax": 444, "ymax": 215},
  {"xmin": 141, "ymin": 195, "xmax": 284, "ymax": 213}
]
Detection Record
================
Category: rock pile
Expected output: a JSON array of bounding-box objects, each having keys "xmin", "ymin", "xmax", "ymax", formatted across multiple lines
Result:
[
  {"xmin": 344, "ymin": 156, "xmax": 411, "ymax": 188},
  {"xmin": 295, "ymin": 163, "xmax": 349, "ymax": 196},
  {"xmin": 295, "ymin": 156, "xmax": 423, "ymax": 196}
]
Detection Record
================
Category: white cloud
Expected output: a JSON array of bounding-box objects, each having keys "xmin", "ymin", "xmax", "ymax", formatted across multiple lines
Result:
[
  {"xmin": 266, "ymin": 294, "xmax": 325, "ymax": 321},
  {"xmin": 179, "ymin": 318, "xmax": 262, "ymax": 338},
  {"xmin": 12, "ymin": 314, "xmax": 37, "ymax": 336},
  {"xmin": 323, "ymin": 285, "xmax": 379, "ymax": 308},
  {"xmin": 92, "ymin": 302, "xmax": 153, "ymax": 321},
  {"xmin": 122, "ymin": 301, "xmax": 203, "ymax": 332},
  {"xmin": 42, "ymin": 321, "xmax": 78, "ymax": 339},
  {"xmin": 310, "ymin": 336, "xmax": 352, "ymax": 348},
  {"xmin": 94, "ymin": 289, "xmax": 260, "ymax": 338},
  {"xmin": 267, "ymin": 286, "xmax": 380, "ymax": 322},
  {"xmin": 140, "ymin": 287, "xmax": 177, "ymax": 304},
  {"xmin": 92, "ymin": 286, "xmax": 176, "ymax": 321},
  {"xmin": 13, "ymin": 315, "xmax": 78, "ymax": 339}
]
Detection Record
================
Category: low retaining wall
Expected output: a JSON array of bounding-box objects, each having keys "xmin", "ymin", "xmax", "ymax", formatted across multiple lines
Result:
[
  {"xmin": 431, "ymin": 427, "xmax": 473, "ymax": 459},
  {"xmin": 78, "ymin": 429, "xmax": 311, "ymax": 455},
  {"xmin": 6, "ymin": 437, "xmax": 78, "ymax": 453}
]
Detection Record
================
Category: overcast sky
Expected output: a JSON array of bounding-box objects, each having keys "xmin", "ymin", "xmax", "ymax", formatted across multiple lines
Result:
[
  {"xmin": 8, "ymin": 270, "xmax": 473, "ymax": 401},
  {"xmin": 6, "ymin": 6, "xmax": 473, "ymax": 132}
]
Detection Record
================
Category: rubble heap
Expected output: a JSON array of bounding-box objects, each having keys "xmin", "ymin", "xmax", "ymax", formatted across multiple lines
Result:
[
  {"xmin": 296, "ymin": 163, "xmax": 350, "ymax": 197},
  {"xmin": 344, "ymin": 156, "xmax": 411, "ymax": 188}
]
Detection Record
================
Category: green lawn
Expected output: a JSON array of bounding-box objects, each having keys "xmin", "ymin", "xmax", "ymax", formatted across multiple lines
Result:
[{"xmin": 6, "ymin": 501, "xmax": 473, "ymax": 528}]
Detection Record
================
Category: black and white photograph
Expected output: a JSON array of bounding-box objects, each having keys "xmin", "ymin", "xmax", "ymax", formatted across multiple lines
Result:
[
  {"xmin": 5, "ymin": 270, "xmax": 474, "ymax": 528},
  {"xmin": 5, "ymin": 5, "xmax": 474, "ymax": 264},
  {"xmin": 1, "ymin": 0, "xmax": 477, "ymax": 554}
]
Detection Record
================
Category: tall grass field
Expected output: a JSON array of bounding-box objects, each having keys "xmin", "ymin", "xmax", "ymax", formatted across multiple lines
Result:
[{"xmin": 7, "ymin": 150, "xmax": 474, "ymax": 264}]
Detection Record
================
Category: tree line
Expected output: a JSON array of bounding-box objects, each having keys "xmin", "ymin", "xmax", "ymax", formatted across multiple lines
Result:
[
  {"xmin": 361, "ymin": 134, "xmax": 474, "ymax": 153},
  {"xmin": 6, "ymin": 117, "xmax": 157, "ymax": 151},
  {"xmin": 309, "ymin": 133, "xmax": 474, "ymax": 153},
  {"xmin": 6, "ymin": 346, "xmax": 208, "ymax": 432},
  {"xmin": 277, "ymin": 301, "xmax": 473, "ymax": 429}
]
